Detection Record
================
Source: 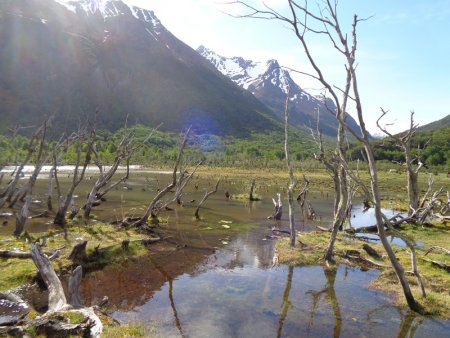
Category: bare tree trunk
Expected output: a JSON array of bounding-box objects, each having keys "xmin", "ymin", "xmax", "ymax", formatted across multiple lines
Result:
[
  {"xmin": 68, "ymin": 266, "xmax": 83, "ymax": 308},
  {"xmin": 195, "ymin": 179, "xmax": 220, "ymax": 219},
  {"xmin": 284, "ymin": 88, "xmax": 297, "ymax": 247},
  {"xmin": 14, "ymin": 194, "xmax": 31, "ymax": 236},
  {"xmin": 30, "ymin": 243, "xmax": 68, "ymax": 312},
  {"xmin": 55, "ymin": 131, "xmax": 92, "ymax": 226},
  {"xmin": 377, "ymin": 111, "xmax": 423, "ymax": 216}
]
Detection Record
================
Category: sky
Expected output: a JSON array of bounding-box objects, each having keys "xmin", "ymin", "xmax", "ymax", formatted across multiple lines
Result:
[{"xmin": 123, "ymin": 0, "xmax": 450, "ymax": 134}]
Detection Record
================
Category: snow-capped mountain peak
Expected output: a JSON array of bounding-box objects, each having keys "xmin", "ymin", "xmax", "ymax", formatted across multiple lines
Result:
[
  {"xmin": 196, "ymin": 46, "xmax": 365, "ymax": 137},
  {"xmin": 53, "ymin": 0, "xmax": 161, "ymax": 29},
  {"xmin": 197, "ymin": 46, "xmax": 301, "ymax": 96}
]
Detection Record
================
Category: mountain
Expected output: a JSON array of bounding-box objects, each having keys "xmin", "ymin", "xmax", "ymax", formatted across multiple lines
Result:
[
  {"xmin": 0, "ymin": 0, "xmax": 282, "ymax": 136},
  {"xmin": 416, "ymin": 114, "xmax": 450, "ymax": 132},
  {"xmin": 197, "ymin": 46, "xmax": 361, "ymax": 137}
]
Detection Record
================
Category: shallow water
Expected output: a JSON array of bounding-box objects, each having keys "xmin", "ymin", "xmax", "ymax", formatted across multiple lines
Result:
[{"xmin": 1, "ymin": 172, "xmax": 449, "ymax": 336}]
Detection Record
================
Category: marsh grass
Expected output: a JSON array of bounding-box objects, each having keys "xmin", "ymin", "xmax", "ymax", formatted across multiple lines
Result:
[{"xmin": 0, "ymin": 222, "xmax": 151, "ymax": 291}]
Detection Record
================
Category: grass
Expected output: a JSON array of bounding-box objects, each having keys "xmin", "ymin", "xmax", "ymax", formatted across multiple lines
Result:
[
  {"xmin": 102, "ymin": 322, "xmax": 148, "ymax": 337},
  {"xmin": 0, "ymin": 221, "xmax": 153, "ymax": 292},
  {"xmin": 276, "ymin": 222, "xmax": 450, "ymax": 318}
]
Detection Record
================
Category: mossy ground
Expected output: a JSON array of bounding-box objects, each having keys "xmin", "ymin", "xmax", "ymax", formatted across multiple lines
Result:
[
  {"xmin": 0, "ymin": 221, "xmax": 152, "ymax": 292},
  {"xmin": 277, "ymin": 222, "xmax": 450, "ymax": 318}
]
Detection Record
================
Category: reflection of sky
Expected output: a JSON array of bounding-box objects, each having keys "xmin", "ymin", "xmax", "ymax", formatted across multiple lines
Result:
[{"xmin": 113, "ymin": 264, "xmax": 450, "ymax": 337}]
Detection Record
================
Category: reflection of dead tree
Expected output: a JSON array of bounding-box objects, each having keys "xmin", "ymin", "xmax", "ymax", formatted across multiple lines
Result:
[
  {"xmin": 323, "ymin": 267, "xmax": 342, "ymax": 338},
  {"xmin": 230, "ymin": 0, "xmax": 419, "ymax": 311},
  {"xmin": 128, "ymin": 129, "xmax": 190, "ymax": 227},
  {"xmin": 284, "ymin": 88, "xmax": 298, "ymax": 247},
  {"xmin": 194, "ymin": 179, "xmax": 220, "ymax": 219},
  {"xmin": 277, "ymin": 265, "xmax": 294, "ymax": 338}
]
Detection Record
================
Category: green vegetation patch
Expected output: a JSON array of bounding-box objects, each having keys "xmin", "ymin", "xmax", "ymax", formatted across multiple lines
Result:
[{"xmin": 0, "ymin": 222, "xmax": 153, "ymax": 292}]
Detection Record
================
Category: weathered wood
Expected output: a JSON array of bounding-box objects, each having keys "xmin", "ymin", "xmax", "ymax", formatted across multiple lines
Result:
[
  {"xmin": 14, "ymin": 194, "xmax": 31, "ymax": 236},
  {"xmin": 422, "ymin": 258, "xmax": 450, "ymax": 272},
  {"xmin": 268, "ymin": 193, "xmax": 282, "ymax": 220},
  {"xmin": 30, "ymin": 243, "xmax": 68, "ymax": 312},
  {"xmin": 69, "ymin": 241, "xmax": 88, "ymax": 262},
  {"xmin": 68, "ymin": 266, "xmax": 83, "ymax": 308},
  {"xmin": 425, "ymin": 246, "xmax": 450, "ymax": 256},
  {"xmin": 0, "ymin": 246, "xmax": 62, "ymax": 259},
  {"xmin": 362, "ymin": 243, "xmax": 382, "ymax": 259},
  {"xmin": 195, "ymin": 179, "xmax": 220, "ymax": 219}
]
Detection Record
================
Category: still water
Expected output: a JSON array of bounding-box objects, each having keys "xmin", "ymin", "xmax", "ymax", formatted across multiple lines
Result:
[{"xmin": 1, "ymin": 170, "xmax": 449, "ymax": 336}]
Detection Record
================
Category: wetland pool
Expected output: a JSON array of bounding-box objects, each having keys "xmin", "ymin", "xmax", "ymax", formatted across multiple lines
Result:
[{"xmin": 1, "ymin": 170, "xmax": 449, "ymax": 337}]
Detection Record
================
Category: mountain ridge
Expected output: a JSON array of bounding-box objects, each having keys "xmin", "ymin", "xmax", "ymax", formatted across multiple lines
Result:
[
  {"xmin": 0, "ymin": 0, "xmax": 282, "ymax": 137},
  {"xmin": 197, "ymin": 45, "xmax": 361, "ymax": 137}
]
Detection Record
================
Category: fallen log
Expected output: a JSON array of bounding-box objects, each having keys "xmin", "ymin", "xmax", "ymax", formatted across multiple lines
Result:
[
  {"xmin": 425, "ymin": 246, "xmax": 450, "ymax": 256},
  {"xmin": 362, "ymin": 243, "xmax": 382, "ymax": 259},
  {"xmin": 422, "ymin": 258, "xmax": 450, "ymax": 272},
  {"xmin": 0, "ymin": 247, "xmax": 63, "ymax": 259}
]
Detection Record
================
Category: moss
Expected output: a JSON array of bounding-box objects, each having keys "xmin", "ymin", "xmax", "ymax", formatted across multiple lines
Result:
[
  {"xmin": 0, "ymin": 257, "xmax": 37, "ymax": 292},
  {"xmin": 0, "ymin": 222, "xmax": 153, "ymax": 291},
  {"xmin": 102, "ymin": 322, "xmax": 148, "ymax": 337}
]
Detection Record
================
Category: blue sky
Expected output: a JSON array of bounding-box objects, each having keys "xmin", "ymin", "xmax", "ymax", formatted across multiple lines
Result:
[{"xmin": 126, "ymin": 0, "xmax": 450, "ymax": 134}]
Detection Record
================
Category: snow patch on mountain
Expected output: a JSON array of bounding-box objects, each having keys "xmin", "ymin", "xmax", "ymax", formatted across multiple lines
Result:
[{"xmin": 53, "ymin": 0, "xmax": 162, "ymax": 30}]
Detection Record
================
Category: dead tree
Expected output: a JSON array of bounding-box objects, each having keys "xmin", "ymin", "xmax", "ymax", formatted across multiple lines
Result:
[
  {"xmin": 54, "ymin": 128, "xmax": 94, "ymax": 226},
  {"xmin": 296, "ymin": 175, "xmax": 309, "ymax": 209},
  {"xmin": 284, "ymin": 88, "xmax": 297, "ymax": 247},
  {"xmin": 14, "ymin": 194, "xmax": 32, "ymax": 236},
  {"xmin": 194, "ymin": 179, "xmax": 220, "ymax": 219},
  {"xmin": 377, "ymin": 111, "xmax": 425, "ymax": 216},
  {"xmin": 232, "ymin": 0, "xmax": 419, "ymax": 311},
  {"xmin": 129, "ymin": 129, "xmax": 190, "ymax": 227},
  {"xmin": 83, "ymin": 122, "xmax": 156, "ymax": 219},
  {"xmin": 249, "ymin": 179, "xmax": 257, "ymax": 201},
  {"xmin": 268, "ymin": 193, "xmax": 283, "ymax": 220},
  {"xmin": 0, "ymin": 121, "xmax": 51, "ymax": 208},
  {"xmin": 310, "ymin": 110, "xmax": 351, "ymax": 260}
]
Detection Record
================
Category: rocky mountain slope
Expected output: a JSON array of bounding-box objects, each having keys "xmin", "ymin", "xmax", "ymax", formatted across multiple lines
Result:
[
  {"xmin": 197, "ymin": 46, "xmax": 360, "ymax": 137},
  {"xmin": 0, "ymin": 0, "xmax": 281, "ymax": 136}
]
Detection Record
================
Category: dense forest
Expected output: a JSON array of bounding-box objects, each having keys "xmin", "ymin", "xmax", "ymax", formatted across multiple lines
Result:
[{"xmin": 1, "ymin": 124, "xmax": 448, "ymax": 169}]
